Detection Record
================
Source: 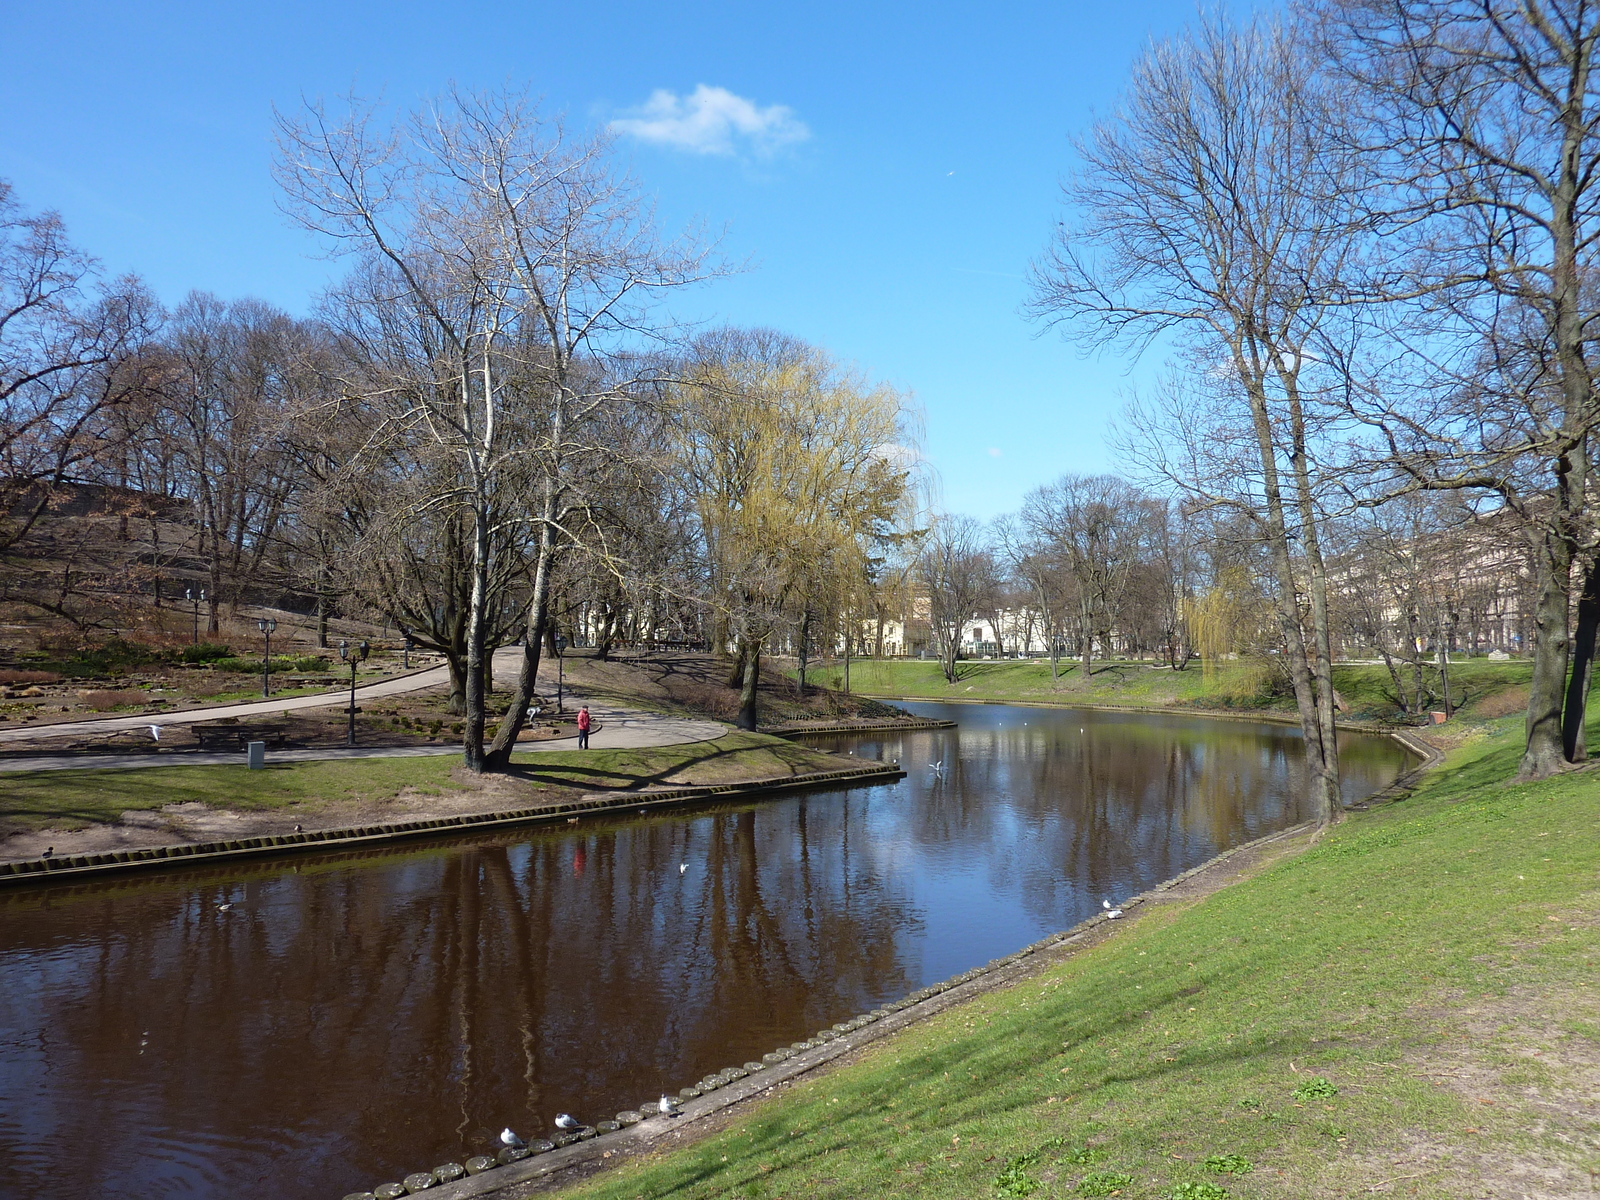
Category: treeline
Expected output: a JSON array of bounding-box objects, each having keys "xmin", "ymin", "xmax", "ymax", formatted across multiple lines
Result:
[
  {"xmin": 916, "ymin": 477, "xmax": 1534, "ymax": 704},
  {"xmin": 0, "ymin": 90, "xmax": 920, "ymax": 769}
]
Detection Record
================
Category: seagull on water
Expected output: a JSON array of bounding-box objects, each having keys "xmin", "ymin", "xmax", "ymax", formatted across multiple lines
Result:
[
  {"xmin": 217, "ymin": 902, "xmax": 233, "ymax": 912},
  {"xmin": 500, "ymin": 1128, "xmax": 525, "ymax": 1149},
  {"xmin": 659, "ymin": 1095, "xmax": 681, "ymax": 1117},
  {"xmin": 554, "ymin": 1113, "xmax": 580, "ymax": 1132},
  {"xmin": 679, "ymin": 863, "xmax": 687, "ymax": 875},
  {"xmin": 929, "ymin": 759, "xmax": 946, "ymax": 777}
]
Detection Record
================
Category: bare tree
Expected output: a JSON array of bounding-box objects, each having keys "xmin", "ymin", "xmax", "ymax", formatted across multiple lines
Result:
[
  {"xmin": 1031, "ymin": 13, "xmax": 1368, "ymax": 826},
  {"xmin": 276, "ymin": 87, "xmax": 710, "ymax": 770},
  {"xmin": 918, "ymin": 514, "xmax": 996, "ymax": 684},
  {"xmin": 1320, "ymin": 0, "xmax": 1600, "ymax": 775},
  {"xmin": 0, "ymin": 180, "xmax": 157, "ymax": 561}
]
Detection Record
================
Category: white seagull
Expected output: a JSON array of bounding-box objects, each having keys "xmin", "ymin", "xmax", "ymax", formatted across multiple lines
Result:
[
  {"xmin": 658, "ymin": 1095, "xmax": 681, "ymax": 1116},
  {"xmin": 216, "ymin": 902, "xmax": 232, "ymax": 912},
  {"xmin": 679, "ymin": 864, "xmax": 687, "ymax": 875},
  {"xmin": 149, "ymin": 725, "xmax": 161, "ymax": 741},
  {"xmin": 1102, "ymin": 900, "xmax": 1123, "ymax": 919},
  {"xmin": 553, "ymin": 1113, "xmax": 580, "ymax": 1131},
  {"xmin": 499, "ymin": 1128, "xmax": 525, "ymax": 1149},
  {"xmin": 929, "ymin": 759, "xmax": 946, "ymax": 777}
]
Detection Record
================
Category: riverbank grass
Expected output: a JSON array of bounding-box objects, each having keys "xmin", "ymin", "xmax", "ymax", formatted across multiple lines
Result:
[
  {"xmin": 0, "ymin": 731, "xmax": 853, "ymax": 837},
  {"xmin": 568, "ymin": 711, "xmax": 1600, "ymax": 1200},
  {"xmin": 806, "ymin": 657, "xmax": 1533, "ymax": 722}
]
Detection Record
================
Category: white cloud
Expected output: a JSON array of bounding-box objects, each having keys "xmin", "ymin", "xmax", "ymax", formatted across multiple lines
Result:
[{"xmin": 610, "ymin": 85, "xmax": 810, "ymax": 157}]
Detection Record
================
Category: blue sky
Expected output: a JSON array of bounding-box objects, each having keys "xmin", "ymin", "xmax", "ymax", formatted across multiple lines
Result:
[{"xmin": 2, "ymin": 0, "xmax": 1207, "ymax": 518}]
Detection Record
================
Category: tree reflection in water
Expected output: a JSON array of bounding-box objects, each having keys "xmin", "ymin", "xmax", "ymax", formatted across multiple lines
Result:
[{"xmin": 0, "ymin": 702, "xmax": 1411, "ymax": 1198}]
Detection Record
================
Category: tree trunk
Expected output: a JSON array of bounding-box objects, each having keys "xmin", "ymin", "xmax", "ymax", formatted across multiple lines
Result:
[
  {"xmin": 484, "ymin": 500, "xmax": 558, "ymax": 770},
  {"xmin": 1520, "ymin": 529, "xmax": 1575, "ymax": 779},
  {"xmin": 797, "ymin": 609, "xmax": 811, "ymax": 698},
  {"xmin": 461, "ymin": 503, "xmax": 491, "ymax": 773},
  {"xmin": 1561, "ymin": 554, "xmax": 1600, "ymax": 763},
  {"xmin": 736, "ymin": 635, "xmax": 761, "ymax": 730},
  {"xmin": 445, "ymin": 654, "xmax": 469, "ymax": 715}
]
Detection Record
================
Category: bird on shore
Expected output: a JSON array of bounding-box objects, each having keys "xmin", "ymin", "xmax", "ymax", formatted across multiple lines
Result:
[
  {"xmin": 554, "ymin": 1113, "xmax": 580, "ymax": 1132},
  {"xmin": 41, "ymin": 847, "xmax": 53, "ymax": 859},
  {"xmin": 1102, "ymin": 900, "xmax": 1123, "ymax": 919},
  {"xmin": 658, "ymin": 1095, "xmax": 681, "ymax": 1117},
  {"xmin": 149, "ymin": 725, "xmax": 161, "ymax": 741},
  {"xmin": 293, "ymin": 824, "xmax": 302, "ymax": 832},
  {"xmin": 499, "ymin": 1128, "xmax": 525, "ymax": 1149}
]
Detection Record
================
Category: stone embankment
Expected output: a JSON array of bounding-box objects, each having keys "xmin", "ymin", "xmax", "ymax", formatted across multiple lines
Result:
[{"xmin": 0, "ymin": 761, "xmax": 904, "ymax": 887}]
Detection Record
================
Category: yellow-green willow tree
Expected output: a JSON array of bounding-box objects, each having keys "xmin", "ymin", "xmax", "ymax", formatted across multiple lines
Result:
[{"xmin": 670, "ymin": 329, "xmax": 915, "ymax": 730}]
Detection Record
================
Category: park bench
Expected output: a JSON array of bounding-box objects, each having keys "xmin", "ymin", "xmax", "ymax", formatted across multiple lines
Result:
[{"xmin": 193, "ymin": 722, "xmax": 289, "ymax": 751}]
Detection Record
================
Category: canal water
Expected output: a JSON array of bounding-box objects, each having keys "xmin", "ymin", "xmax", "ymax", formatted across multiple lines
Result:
[{"xmin": 0, "ymin": 702, "xmax": 1413, "ymax": 1198}]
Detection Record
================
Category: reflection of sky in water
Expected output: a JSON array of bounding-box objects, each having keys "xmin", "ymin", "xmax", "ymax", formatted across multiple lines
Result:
[{"xmin": 0, "ymin": 703, "xmax": 1413, "ymax": 1199}]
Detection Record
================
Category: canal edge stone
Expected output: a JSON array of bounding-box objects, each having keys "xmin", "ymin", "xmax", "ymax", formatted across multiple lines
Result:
[{"xmin": 0, "ymin": 761, "xmax": 905, "ymax": 888}]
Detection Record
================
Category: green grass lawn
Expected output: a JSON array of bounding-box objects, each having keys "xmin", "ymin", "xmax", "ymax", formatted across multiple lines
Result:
[
  {"xmin": 0, "ymin": 732, "xmax": 859, "ymax": 836},
  {"xmin": 807, "ymin": 657, "xmax": 1533, "ymax": 723},
  {"xmin": 565, "ymin": 710, "xmax": 1600, "ymax": 1199}
]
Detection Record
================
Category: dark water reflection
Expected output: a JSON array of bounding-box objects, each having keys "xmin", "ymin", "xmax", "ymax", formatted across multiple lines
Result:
[{"xmin": 0, "ymin": 703, "xmax": 1412, "ymax": 1198}]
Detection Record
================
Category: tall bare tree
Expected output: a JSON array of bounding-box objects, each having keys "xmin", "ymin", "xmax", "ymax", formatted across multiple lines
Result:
[
  {"xmin": 1031, "ymin": 12, "xmax": 1370, "ymax": 826},
  {"xmin": 918, "ymin": 514, "xmax": 996, "ymax": 684},
  {"xmin": 1320, "ymin": 0, "xmax": 1600, "ymax": 776},
  {"xmin": 276, "ymin": 88, "xmax": 710, "ymax": 770}
]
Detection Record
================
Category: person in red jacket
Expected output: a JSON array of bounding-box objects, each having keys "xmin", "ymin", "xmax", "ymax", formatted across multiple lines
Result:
[{"xmin": 576, "ymin": 704, "xmax": 592, "ymax": 749}]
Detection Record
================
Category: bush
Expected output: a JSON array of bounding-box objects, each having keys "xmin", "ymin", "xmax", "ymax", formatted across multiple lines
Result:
[
  {"xmin": 59, "ymin": 639, "xmax": 165, "ymax": 676},
  {"xmin": 180, "ymin": 642, "xmax": 235, "ymax": 664},
  {"xmin": 80, "ymin": 689, "xmax": 149, "ymax": 711},
  {"xmin": 0, "ymin": 669, "xmax": 60, "ymax": 685}
]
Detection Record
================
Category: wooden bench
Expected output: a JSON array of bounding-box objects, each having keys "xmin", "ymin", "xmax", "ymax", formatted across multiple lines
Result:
[{"xmin": 193, "ymin": 722, "xmax": 289, "ymax": 751}]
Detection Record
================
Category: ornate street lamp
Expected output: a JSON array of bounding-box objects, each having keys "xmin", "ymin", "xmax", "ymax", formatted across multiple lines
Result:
[
  {"xmin": 338, "ymin": 639, "xmax": 370, "ymax": 747},
  {"xmin": 555, "ymin": 633, "xmax": 567, "ymax": 713},
  {"xmin": 257, "ymin": 618, "xmax": 278, "ymax": 697},
  {"xmin": 186, "ymin": 587, "xmax": 206, "ymax": 645}
]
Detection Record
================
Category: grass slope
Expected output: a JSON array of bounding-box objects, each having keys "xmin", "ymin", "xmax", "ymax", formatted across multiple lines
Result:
[
  {"xmin": 0, "ymin": 732, "xmax": 852, "ymax": 835},
  {"xmin": 809, "ymin": 658, "xmax": 1533, "ymax": 723},
  {"xmin": 568, "ymin": 713, "xmax": 1599, "ymax": 1199}
]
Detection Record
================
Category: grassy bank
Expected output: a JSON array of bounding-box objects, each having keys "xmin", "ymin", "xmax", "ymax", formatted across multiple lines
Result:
[
  {"xmin": 567, "ymin": 711, "xmax": 1599, "ymax": 1199},
  {"xmin": 805, "ymin": 657, "xmax": 1533, "ymax": 723},
  {"xmin": 0, "ymin": 732, "xmax": 854, "ymax": 837}
]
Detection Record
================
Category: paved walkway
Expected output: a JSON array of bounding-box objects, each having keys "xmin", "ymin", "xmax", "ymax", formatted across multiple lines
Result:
[{"xmin": 0, "ymin": 647, "xmax": 728, "ymax": 772}]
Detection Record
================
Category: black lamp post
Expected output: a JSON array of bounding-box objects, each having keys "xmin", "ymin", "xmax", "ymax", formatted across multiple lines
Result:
[
  {"xmin": 257, "ymin": 617, "xmax": 277, "ymax": 697},
  {"xmin": 555, "ymin": 634, "xmax": 567, "ymax": 713},
  {"xmin": 187, "ymin": 588, "xmax": 206, "ymax": 645},
  {"xmin": 338, "ymin": 639, "xmax": 370, "ymax": 747}
]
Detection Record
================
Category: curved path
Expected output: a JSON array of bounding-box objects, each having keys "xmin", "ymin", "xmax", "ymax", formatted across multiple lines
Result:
[{"xmin": 0, "ymin": 647, "xmax": 728, "ymax": 771}]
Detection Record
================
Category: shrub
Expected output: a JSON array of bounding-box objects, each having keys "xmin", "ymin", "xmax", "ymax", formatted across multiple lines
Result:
[
  {"xmin": 0, "ymin": 669, "xmax": 60, "ymax": 685},
  {"xmin": 180, "ymin": 642, "xmax": 235, "ymax": 664},
  {"xmin": 208, "ymin": 655, "xmax": 329, "ymax": 675},
  {"xmin": 1170, "ymin": 1183, "xmax": 1228, "ymax": 1200},
  {"xmin": 60, "ymin": 639, "xmax": 165, "ymax": 676},
  {"xmin": 80, "ymin": 689, "xmax": 149, "ymax": 711},
  {"xmin": 995, "ymin": 1153, "xmax": 1041, "ymax": 1197}
]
